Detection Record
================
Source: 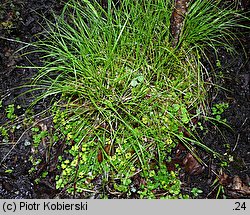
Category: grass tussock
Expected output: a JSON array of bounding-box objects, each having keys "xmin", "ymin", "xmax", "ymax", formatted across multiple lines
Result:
[{"xmin": 21, "ymin": 0, "xmax": 249, "ymax": 198}]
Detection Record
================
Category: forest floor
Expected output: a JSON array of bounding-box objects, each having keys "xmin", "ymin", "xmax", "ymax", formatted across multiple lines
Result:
[{"xmin": 0, "ymin": 0, "xmax": 249, "ymax": 198}]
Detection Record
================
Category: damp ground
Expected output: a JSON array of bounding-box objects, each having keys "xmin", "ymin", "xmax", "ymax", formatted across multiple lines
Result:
[{"xmin": 0, "ymin": 0, "xmax": 249, "ymax": 199}]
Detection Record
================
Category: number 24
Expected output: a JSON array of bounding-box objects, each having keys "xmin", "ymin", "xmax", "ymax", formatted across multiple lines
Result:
[{"xmin": 234, "ymin": 202, "xmax": 246, "ymax": 210}]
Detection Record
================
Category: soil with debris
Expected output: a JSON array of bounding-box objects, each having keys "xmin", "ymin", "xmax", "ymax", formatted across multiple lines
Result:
[{"xmin": 0, "ymin": 0, "xmax": 249, "ymax": 199}]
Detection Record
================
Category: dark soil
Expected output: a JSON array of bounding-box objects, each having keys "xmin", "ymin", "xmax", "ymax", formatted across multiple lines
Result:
[
  {"xmin": 0, "ymin": 0, "xmax": 65, "ymax": 199},
  {"xmin": 185, "ymin": 38, "xmax": 250, "ymax": 199},
  {"xmin": 0, "ymin": 0, "xmax": 249, "ymax": 199}
]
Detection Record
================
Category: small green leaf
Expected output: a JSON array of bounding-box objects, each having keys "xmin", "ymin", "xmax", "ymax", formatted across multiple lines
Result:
[
  {"xmin": 41, "ymin": 171, "xmax": 48, "ymax": 178},
  {"xmin": 172, "ymin": 104, "xmax": 180, "ymax": 112},
  {"xmin": 137, "ymin": 75, "xmax": 144, "ymax": 83},
  {"xmin": 5, "ymin": 169, "xmax": 13, "ymax": 174},
  {"xmin": 31, "ymin": 127, "xmax": 40, "ymax": 132},
  {"xmin": 131, "ymin": 79, "xmax": 138, "ymax": 87}
]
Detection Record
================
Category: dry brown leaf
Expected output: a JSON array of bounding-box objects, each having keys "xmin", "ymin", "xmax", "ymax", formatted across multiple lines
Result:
[
  {"xmin": 229, "ymin": 175, "xmax": 250, "ymax": 197},
  {"xmin": 183, "ymin": 152, "xmax": 205, "ymax": 175}
]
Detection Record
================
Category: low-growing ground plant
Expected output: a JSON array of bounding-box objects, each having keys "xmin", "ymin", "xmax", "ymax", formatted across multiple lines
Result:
[{"xmin": 3, "ymin": 0, "xmax": 248, "ymax": 198}]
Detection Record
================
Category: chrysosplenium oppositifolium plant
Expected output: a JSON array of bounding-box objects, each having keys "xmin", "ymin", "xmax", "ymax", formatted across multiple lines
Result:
[{"xmin": 25, "ymin": 0, "xmax": 248, "ymax": 197}]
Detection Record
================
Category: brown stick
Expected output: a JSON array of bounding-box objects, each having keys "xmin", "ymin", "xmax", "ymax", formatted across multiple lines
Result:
[{"xmin": 170, "ymin": 0, "xmax": 192, "ymax": 48}]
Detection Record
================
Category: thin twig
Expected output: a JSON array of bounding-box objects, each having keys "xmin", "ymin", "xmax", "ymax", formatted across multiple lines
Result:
[
  {"xmin": 0, "ymin": 36, "xmax": 36, "ymax": 46},
  {"xmin": 232, "ymin": 134, "xmax": 240, "ymax": 152},
  {"xmin": 240, "ymin": 117, "xmax": 248, "ymax": 128}
]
